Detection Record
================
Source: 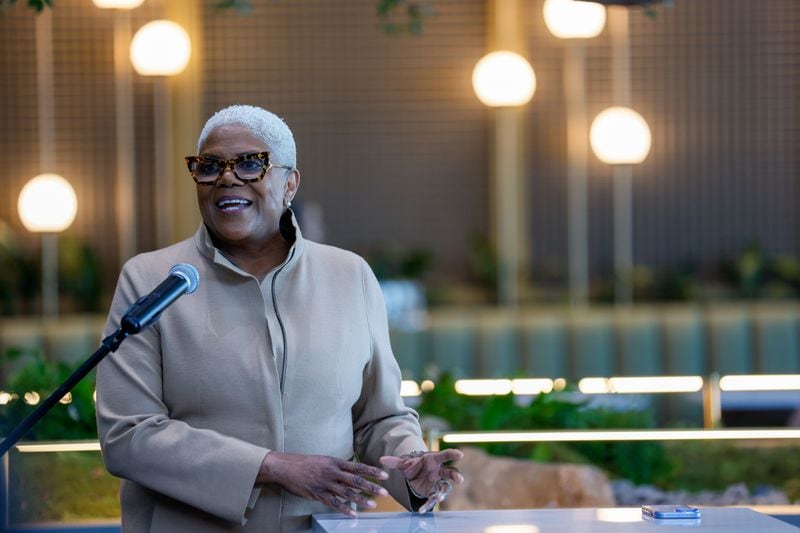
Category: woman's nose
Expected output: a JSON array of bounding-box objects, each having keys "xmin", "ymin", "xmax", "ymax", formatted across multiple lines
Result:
[{"xmin": 217, "ymin": 165, "xmax": 240, "ymax": 186}]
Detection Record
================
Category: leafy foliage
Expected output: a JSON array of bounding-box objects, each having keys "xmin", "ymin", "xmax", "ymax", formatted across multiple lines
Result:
[
  {"xmin": 416, "ymin": 374, "xmax": 674, "ymax": 485},
  {"xmin": 663, "ymin": 440, "xmax": 800, "ymax": 497},
  {"xmin": 211, "ymin": 0, "xmax": 252, "ymax": 14},
  {"xmin": 0, "ymin": 229, "xmax": 39, "ymax": 315},
  {"xmin": 376, "ymin": 0, "xmax": 435, "ymax": 35},
  {"xmin": 59, "ymin": 236, "xmax": 104, "ymax": 313},
  {"xmin": 0, "ymin": 0, "xmax": 51, "ymax": 14},
  {"xmin": 368, "ymin": 246, "xmax": 433, "ymax": 280},
  {"xmin": 0, "ymin": 347, "xmax": 98, "ymax": 441},
  {"xmin": 467, "ymin": 231, "xmax": 498, "ymax": 300},
  {"xmin": 0, "ymin": 227, "xmax": 104, "ymax": 315}
]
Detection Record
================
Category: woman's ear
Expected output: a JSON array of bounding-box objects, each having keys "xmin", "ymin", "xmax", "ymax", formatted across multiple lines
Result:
[{"xmin": 284, "ymin": 168, "xmax": 300, "ymax": 204}]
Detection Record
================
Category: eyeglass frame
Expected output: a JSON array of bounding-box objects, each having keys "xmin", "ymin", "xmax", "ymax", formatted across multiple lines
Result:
[{"xmin": 184, "ymin": 151, "xmax": 294, "ymax": 186}]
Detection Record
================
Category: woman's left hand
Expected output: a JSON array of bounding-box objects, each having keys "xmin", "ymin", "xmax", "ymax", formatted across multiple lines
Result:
[{"xmin": 379, "ymin": 449, "xmax": 464, "ymax": 510}]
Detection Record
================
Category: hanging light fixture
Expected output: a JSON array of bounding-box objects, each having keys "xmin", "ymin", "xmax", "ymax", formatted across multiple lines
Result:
[
  {"xmin": 590, "ymin": 106, "xmax": 652, "ymax": 164},
  {"xmin": 543, "ymin": 0, "xmax": 606, "ymax": 39},
  {"xmin": 92, "ymin": 0, "xmax": 145, "ymax": 8},
  {"xmin": 130, "ymin": 20, "xmax": 192, "ymax": 76},
  {"xmin": 18, "ymin": 174, "xmax": 78, "ymax": 233},
  {"xmin": 472, "ymin": 51, "xmax": 536, "ymax": 107}
]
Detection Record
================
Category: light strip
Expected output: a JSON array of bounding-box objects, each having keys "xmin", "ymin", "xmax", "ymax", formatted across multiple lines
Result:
[
  {"xmin": 454, "ymin": 379, "xmax": 556, "ymax": 396},
  {"xmin": 512, "ymin": 379, "xmax": 555, "ymax": 395},
  {"xmin": 442, "ymin": 429, "xmax": 800, "ymax": 444},
  {"xmin": 720, "ymin": 374, "xmax": 800, "ymax": 392},
  {"xmin": 15, "ymin": 441, "xmax": 102, "ymax": 453},
  {"xmin": 455, "ymin": 379, "xmax": 513, "ymax": 396},
  {"xmin": 578, "ymin": 376, "xmax": 703, "ymax": 394},
  {"xmin": 578, "ymin": 377, "xmax": 611, "ymax": 394}
]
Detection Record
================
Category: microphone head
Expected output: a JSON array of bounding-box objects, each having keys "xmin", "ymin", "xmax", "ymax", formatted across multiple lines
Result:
[{"xmin": 169, "ymin": 263, "xmax": 200, "ymax": 294}]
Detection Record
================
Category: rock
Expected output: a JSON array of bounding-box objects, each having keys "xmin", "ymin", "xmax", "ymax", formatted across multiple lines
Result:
[{"xmin": 441, "ymin": 447, "xmax": 615, "ymax": 510}]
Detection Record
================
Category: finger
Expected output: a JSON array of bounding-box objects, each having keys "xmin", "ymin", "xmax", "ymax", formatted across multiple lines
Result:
[
  {"xmin": 341, "ymin": 472, "xmax": 389, "ymax": 497},
  {"xmin": 429, "ymin": 449, "xmax": 464, "ymax": 464},
  {"xmin": 439, "ymin": 466, "xmax": 464, "ymax": 484},
  {"xmin": 344, "ymin": 460, "xmax": 389, "ymax": 480},
  {"xmin": 336, "ymin": 486, "xmax": 378, "ymax": 510},
  {"xmin": 324, "ymin": 492, "xmax": 357, "ymax": 517},
  {"xmin": 379, "ymin": 456, "xmax": 403, "ymax": 470},
  {"xmin": 381, "ymin": 455, "xmax": 423, "ymax": 475},
  {"xmin": 381, "ymin": 455, "xmax": 428, "ymax": 484}
]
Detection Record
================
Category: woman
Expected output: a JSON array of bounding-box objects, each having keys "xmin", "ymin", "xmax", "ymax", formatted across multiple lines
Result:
[{"xmin": 97, "ymin": 105, "xmax": 462, "ymax": 532}]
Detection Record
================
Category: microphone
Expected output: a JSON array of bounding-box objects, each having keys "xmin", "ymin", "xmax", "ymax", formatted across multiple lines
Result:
[{"xmin": 120, "ymin": 263, "xmax": 200, "ymax": 334}]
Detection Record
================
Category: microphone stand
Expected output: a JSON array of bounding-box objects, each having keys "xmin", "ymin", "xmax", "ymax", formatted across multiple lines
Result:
[
  {"xmin": 0, "ymin": 328, "xmax": 129, "ymax": 457},
  {"xmin": 0, "ymin": 265, "xmax": 197, "ymax": 528}
]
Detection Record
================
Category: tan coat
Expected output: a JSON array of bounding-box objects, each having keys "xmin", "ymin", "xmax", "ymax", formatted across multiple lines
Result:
[{"xmin": 97, "ymin": 218, "xmax": 425, "ymax": 532}]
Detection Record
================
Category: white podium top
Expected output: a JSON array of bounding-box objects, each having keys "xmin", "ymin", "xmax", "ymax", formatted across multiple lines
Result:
[{"xmin": 312, "ymin": 507, "xmax": 796, "ymax": 532}]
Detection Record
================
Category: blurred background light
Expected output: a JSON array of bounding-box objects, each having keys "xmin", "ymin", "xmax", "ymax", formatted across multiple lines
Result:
[
  {"xmin": 472, "ymin": 51, "xmax": 536, "ymax": 107},
  {"xmin": 400, "ymin": 380, "xmax": 421, "ymax": 397},
  {"xmin": 23, "ymin": 392, "xmax": 41, "ymax": 406},
  {"xmin": 720, "ymin": 374, "xmax": 800, "ymax": 391},
  {"xmin": 455, "ymin": 379, "xmax": 514, "ymax": 396},
  {"xmin": 130, "ymin": 20, "xmax": 191, "ymax": 76},
  {"xmin": 91, "ymin": 0, "xmax": 145, "ymax": 8},
  {"xmin": 590, "ymin": 106, "xmax": 652, "ymax": 164},
  {"xmin": 543, "ymin": 0, "xmax": 606, "ymax": 39},
  {"xmin": 18, "ymin": 173, "xmax": 78, "ymax": 233},
  {"xmin": 578, "ymin": 376, "xmax": 704, "ymax": 394}
]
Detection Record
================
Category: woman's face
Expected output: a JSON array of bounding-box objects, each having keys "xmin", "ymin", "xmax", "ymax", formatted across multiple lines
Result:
[{"xmin": 196, "ymin": 124, "xmax": 298, "ymax": 252}]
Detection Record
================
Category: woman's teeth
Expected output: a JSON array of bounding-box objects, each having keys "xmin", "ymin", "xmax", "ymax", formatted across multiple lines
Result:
[{"xmin": 216, "ymin": 198, "xmax": 252, "ymax": 211}]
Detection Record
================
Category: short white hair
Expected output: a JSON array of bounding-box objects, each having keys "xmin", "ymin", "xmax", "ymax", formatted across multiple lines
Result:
[{"xmin": 197, "ymin": 105, "xmax": 297, "ymax": 168}]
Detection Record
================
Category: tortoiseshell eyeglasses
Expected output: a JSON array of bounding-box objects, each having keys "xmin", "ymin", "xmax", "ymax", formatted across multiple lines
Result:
[{"xmin": 185, "ymin": 151, "xmax": 293, "ymax": 185}]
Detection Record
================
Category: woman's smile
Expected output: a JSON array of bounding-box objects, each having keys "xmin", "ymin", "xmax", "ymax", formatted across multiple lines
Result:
[{"xmin": 215, "ymin": 194, "xmax": 253, "ymax": 213}]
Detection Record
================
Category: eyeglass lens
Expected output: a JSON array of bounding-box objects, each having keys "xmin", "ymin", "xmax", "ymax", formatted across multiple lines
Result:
[{"xmin": 191, "ymin": 155, "xmax": 266, "ymax": 183}]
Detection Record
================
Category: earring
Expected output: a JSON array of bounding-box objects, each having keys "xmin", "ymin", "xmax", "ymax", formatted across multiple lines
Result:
[{"xmin": 285, "ymin": 199, "xmax": 292, "ymax": 208}]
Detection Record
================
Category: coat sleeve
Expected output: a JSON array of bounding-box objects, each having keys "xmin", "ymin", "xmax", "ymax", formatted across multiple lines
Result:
[
  {"xmin": 351, "ymin": 259, "xmax": 427, "ymax": 510},
  {"xmin": 96, "ymin": 257, "xmax": 269, "ymax": 525}
]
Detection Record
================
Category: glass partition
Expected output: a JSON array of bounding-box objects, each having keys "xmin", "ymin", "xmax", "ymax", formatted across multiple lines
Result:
[{"xmin": 3, "ymin": 441, "xmax": 119, "ymax": 531}]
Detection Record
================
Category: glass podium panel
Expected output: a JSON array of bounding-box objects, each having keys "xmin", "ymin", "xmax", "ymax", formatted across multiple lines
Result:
[{"xmin": 2, "ymin": 441, "xmax": 120, "ymax": 531}]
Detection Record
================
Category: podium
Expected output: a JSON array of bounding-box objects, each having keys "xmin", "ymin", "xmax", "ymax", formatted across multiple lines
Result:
[{"xmin": 312, "ymin": 507, "xmax": 797, "ymax": 532}]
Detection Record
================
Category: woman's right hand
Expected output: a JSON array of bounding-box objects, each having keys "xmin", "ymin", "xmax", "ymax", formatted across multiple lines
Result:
[{"xmin": 257, "ymin": 451, "xmax": 389, "ymax": 516}]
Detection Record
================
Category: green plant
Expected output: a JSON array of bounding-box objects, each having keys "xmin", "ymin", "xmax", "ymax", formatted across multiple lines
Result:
[
  {"xmin": 0, "ymin": 225, "xmax": 104, "ymax": 315},
  {"xmin": 212, "ymin": 0, "xmax": 253, "ymax": 14},
  {"xmin": 467, "ymin": 231, "xmax": 498, "ymax": 300},
  {"xmin": 661, "ymin": 440, "xmax": 800, "ymax": 496},
  {"xmin": 715, "ymin": 242, "xmax": 800, "ymax": 300},
  {"xmin": 59, "ymin": 235, "xmax": 104, "ymax": 313},
  {"xmin": 377, "ymin": 0, "xmax": 435, "ymax": 35},
  {"xmin": 0, "ymin": 238, "xmax": 38, "ymax": 316},
  {"xmin": 416, "ymin": 374, "xmax": 674, "ymax": 485},
  {"xmin": 0, "ymin": 0, "xmax": 51, "ymax": 13},
  {"xmin": 718, "ymin": 242, "xmax": 767, "ymax": 299},
  {"xmin": 0, "ymin": 347, "xmax": 98, "ymax": 441},
  {"xmin": 368, "ymin": 246, "xmax": 433, "ymax": 280}
]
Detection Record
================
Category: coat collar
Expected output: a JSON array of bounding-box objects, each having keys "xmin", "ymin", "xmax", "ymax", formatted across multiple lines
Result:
[{"xmin": 193, "ymin": 208, "xmax": 305, "ymax": 279}]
